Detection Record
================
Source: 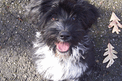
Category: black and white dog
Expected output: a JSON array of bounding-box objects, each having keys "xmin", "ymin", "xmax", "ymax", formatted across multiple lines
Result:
[{"xmin": 26, "ymin": 0, "xmax": 99, "ymax": 81}]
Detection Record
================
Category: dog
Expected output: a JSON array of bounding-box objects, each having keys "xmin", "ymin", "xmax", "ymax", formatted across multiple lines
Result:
[{"xmin": 26, "ymin": 0, "xmax": 99, "ymax": 81}]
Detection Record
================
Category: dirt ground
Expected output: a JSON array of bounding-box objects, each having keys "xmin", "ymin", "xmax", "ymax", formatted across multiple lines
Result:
[{"xmin": 0, "ymin": 0, "xmax": 122, "ymax": 81}]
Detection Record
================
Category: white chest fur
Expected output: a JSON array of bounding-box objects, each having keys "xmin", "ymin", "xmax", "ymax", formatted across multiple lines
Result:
[{"xmin": 34, "ymin": 45, "xmax": 88, "ymax": 81}]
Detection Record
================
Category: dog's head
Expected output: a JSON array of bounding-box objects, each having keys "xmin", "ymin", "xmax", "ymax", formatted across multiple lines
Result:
[{"xmin": 28, "ymin": 0, "xmax": 99, "ymax": 56}]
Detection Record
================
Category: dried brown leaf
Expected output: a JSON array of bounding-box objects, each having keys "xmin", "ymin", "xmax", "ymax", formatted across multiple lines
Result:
[
  {"xmin": 108, "ymin": 12, "xmax": 122, "ymax": 34},
  {"xmin": 103, "ymin": 43, "xmax": 118, "ymax": 68}
]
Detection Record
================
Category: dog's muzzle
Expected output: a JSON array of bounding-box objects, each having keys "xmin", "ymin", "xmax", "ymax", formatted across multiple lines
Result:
[{"xmin": 56, "ymin": 31, "xmax": 71, "ymax": 53}]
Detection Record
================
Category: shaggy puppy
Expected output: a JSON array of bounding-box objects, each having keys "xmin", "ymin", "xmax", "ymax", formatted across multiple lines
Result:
[{"xmin": 26, "ymin": 0, "xmax": 99, "ymax": 81}]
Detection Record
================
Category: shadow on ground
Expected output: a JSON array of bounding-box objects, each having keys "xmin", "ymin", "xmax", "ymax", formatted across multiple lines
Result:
[{"xmin": 0, "ymin": 0, "xmax": 122, "ymax": 81}]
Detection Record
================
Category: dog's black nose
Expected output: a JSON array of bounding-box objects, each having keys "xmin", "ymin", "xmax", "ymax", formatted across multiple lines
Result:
[{"xmin": 59, "ymin": 31, "xmax": 71, "ymax": 41}]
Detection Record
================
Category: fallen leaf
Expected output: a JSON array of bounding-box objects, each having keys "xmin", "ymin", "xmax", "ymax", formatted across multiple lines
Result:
[
  {"xmin": 103, "ymin": 43, "xmax": 118, "ymax": 68},
  {"xmin": 108, "ymin": 12, "xmax": 122, "ymax": 34},
  {"xmin": 18, "ymin": 18, "xmax": 23, "ymax": 22}
]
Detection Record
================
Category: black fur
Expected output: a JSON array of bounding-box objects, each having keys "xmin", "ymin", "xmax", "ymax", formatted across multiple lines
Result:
[{"xmin": 26, "ymin": 0, "xmax": 99, "ymax": 81}]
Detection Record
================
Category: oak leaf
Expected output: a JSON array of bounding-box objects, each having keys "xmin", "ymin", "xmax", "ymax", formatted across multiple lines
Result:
[
  {"xmin": 108, "ymin": 12, "xmax": 122, "ymax": 34},
  {"xmin": 103, "ymin": 43, "xmax": 118, "ymax": 68}
]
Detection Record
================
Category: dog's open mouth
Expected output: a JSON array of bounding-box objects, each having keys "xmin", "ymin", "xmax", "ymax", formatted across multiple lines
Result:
[{"xmin": 56, "ymin": 42, "xmax": 70, "ymax": 53}]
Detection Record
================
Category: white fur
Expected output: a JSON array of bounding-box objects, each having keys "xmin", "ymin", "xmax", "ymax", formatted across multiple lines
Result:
[
  {"xmin": 33, "ymin": 32, "xmax": 41, "ymax": 48},
  {"xmin": 33, "ymin": 32, "xmax": 88, "ymax": 81}
]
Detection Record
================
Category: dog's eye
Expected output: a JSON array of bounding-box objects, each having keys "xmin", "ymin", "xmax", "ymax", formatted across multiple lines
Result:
[
  {"xmin": 72, "ymin": 17, "xmax": 76, "ymax": 21},
  {"xmin": 51, "ymin": 18, "xmax": 59, "ymax": 21}
]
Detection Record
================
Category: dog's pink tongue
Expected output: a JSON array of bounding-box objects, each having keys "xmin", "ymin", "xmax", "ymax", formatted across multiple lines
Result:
[{"xmin": 56, "ymin": 42, "xmax": 70, "ymax": 52}]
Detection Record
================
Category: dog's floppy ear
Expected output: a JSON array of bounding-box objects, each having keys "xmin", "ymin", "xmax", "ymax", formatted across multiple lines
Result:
[
  {"xmin": 76, "ymin": 1, "xmax": 99, "ymax": 30},
  {"xmin": 39, "ymin": 0, "xmax": 59, "ymax": 13},
  {"xmin": 26, "ymin": 0, "xmax": 59, "ymax": 25}
]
